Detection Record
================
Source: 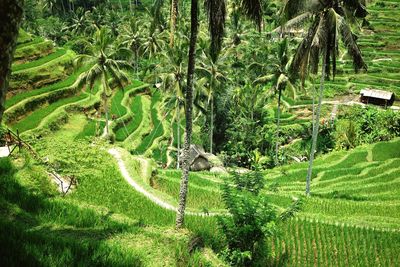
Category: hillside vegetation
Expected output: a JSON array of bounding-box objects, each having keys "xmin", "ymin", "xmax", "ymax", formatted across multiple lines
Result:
[{"xmin": 1, "ymin": 0, "xmax": 400, "ymax": 266}]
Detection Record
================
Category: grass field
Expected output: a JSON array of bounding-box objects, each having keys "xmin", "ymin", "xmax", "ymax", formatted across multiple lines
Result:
[{"xmin": 3, "ymin": 2, "xmax": 400, "ymax": 265}]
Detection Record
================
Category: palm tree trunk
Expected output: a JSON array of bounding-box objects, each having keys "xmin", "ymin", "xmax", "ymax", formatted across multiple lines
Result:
[
  {"xmin": 305, "ymin": 50, "xmax": 327, "ymax": 196},
  {"xmin": 102, "ymin": 75, "xmax": 110, "ymax": 136},
  {"xmin": 177, "ymin": 103, "xmax": 181, "ymax": 169},
  {"xmin": 61, "ymin": 0, "xmax": 66, "ymax": 15},
  {"xmin": 210, "ymin": 95, "xmax": 214, "ymax": 154},
  {"xmin": 311, "ymin": 76, "xmax": 316, "ymax": 134},
  {"xmin": 176, "ymin": 0, "xmax": 198, "ymax": 229},
  {"xmin": 275, "ymin": 88, "xmax": 282, "ymax": 166},
  {"xmin": 169, "ymin": 0, "xmax": 178, "ymax": 48},
  {"xmin": 0, "ymin": 0, "xmax": 24, "ymax": 124},
  {"xmin": 105, "ymin": 97, "xmax": 110, "ymax": 135}
]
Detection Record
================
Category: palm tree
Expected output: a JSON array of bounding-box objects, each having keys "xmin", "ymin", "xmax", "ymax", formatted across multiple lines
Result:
[
  {"xmin": 176, "ymin": 0, "xmax": 199, "ymax": 229},
  {"xmin": 140, "ymin": 30, "xmax": 166, "ymax": 59},
  {"xmin": 176, "ymin": 0, "xmax": 264, "ymax": 229},
  {"xmin": 75, "ymin": 27, "xmax": 133, "ymax": 136},
  {"xmin": 0, "ymin": 0, "xmax": 24, "ymax": 124},
  {"xmin": 280, "ymin": 0, "xmax": 367, "ymax": 195},
  {"xmin": 120, "ymin": 18, "xmax": 146, "ymax": 78},
  {"xmin": 254, "ymin": 37, "xmax": 297, "ymax": 165},
  {"xmin": 158, "ymin": 41, "xmax": 187, "ymax": 168},
  {"xmin": 169, "ymin": 0, "xmax": 179, "ymax": 47},
  {"xmin": 197, "ymin": 49, "xmax": 228, "ymax": 154},
  {"xmin": 65, "ymin": 8, "xmax": 95, "ymax": 36}
]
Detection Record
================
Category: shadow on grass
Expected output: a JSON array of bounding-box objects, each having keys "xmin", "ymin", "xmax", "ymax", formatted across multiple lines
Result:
[{"xmin": 0, "ymin": 158, "xmax": 143, "ymax": 266}]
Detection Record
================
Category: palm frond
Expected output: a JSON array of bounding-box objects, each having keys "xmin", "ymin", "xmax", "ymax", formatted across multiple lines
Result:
[
  {"xmin": 205, "ymin": 0, "xmax": 227, "ymax": 61},
  {"xmin": 239, "ymin": 0, "xmax": 263, "ymax": 30},
  {"xmin": 339, "ymin": 17, "xmax": 367, "ymax": 72},
  {"xmin": 273, "ymin": 12, "xmax": 312, "ymax": 33},
  {"xmin": 289, "ymin": 18, "xmax": 319, "ymax": 82},
  {"xmin": 280, "ymin": 0, "xmax": 310, "ymax": 24},
  {"xmin": 253, "ymin": 74, "xmax": 275, "ymax": 85}
]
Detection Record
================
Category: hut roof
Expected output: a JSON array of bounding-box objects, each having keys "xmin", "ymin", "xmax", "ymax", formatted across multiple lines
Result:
[{"xmin": 360, "ymin": 89, "xmax": 394, "ymax": 100}]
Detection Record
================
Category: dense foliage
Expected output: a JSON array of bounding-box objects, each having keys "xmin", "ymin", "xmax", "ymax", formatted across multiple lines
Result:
[
  {"xmin": 218, "ymin": 171, "xmax": 277, "ymax": 266},
  {"xmin": 3, "ymin": 0, "xmax": 400, "ymax": 265},
  {"xmin": 336, "ymin": 106, "xmax": 400, "ymax": 148}
]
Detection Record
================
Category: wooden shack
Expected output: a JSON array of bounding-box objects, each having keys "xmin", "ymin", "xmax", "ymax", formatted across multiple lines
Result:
[{"xmin": 360, "ymin": 89, "xmax": 395, "ymax": 107}]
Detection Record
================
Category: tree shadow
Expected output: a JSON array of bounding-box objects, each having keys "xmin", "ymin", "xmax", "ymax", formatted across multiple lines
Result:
[{"xmin": 0, "ymin": 158, "xmax": 143, "ymax": 266}]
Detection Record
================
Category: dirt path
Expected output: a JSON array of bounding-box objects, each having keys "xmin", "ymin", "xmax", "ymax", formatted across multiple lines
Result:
[
  {"xmin": 0, "ymin": 147, "xmax": 10, "ymax": 158},
  {"xmin": 101, "ymin": 121, "xmax": 112, "ymax": 138},
  {"xmin": 108, "ymin": 148, "xmax": 221, "ymax": 217}
]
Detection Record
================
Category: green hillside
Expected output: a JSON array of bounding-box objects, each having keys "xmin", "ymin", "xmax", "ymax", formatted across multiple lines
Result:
[{"xmin": 1, "ymin": 0, "xmax": 400, "ymax": 266}]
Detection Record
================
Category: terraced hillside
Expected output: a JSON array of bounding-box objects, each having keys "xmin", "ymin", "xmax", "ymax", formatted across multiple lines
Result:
[
  {"xmin": 138, "ymin": 138, "xmax": 400, "ymax": 266},
  {"xmin": 3, "ymin": 2, "xmax": 400, "ymax": 264},
  {"xmin": 275, "ymin": 0, "xmax": 400, "ymax": 125},
  {"xmin": 5, "ymin": 32, "xmax": 153, "ymax": 141},
  {"xmin": 325, "ymin": 1, "xmax": 400, "ymax": 100}
]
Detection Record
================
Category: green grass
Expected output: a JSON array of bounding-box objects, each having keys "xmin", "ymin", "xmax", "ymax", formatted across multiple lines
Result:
[
  {"xmin": 5, "ymin": 65, "xmax": 91, "ymax": 109},
  {"xmin": 115, "ymin": 95, "xmax": 142, "ymax": 141},
  {"xmin": 12, "ymin": 49, "xmax": 67, "ymax": 72},
  {"xmin": 133, "ymin": 91, "xmax": 164, "ymax": 155},
  {"xmin": 14, "ymin": 40, "xmax": 54, "ymax": 61},
  {"xmin": 372, "ymin": 139, "xmax": 400, "ymax": 161},
  {"xmin": 10, "ymin": 93, "xmax": 88, "ymax": 133},
  {"xmin": 110, "ymin": 89, "xmax": 128, "ymax": 119},
  {"xmin": 0, "ymin": 154, "xmax": 215, "ymax": 266},
  {"xmin": 151, "ymin": 139, "xmax": 400, "ymax": 229},
  {"xmin": 273, "ymin": 218, "xmax": 400, "ymax": 267},
  {"xmin": 3, "ymin": 103, "xmax": 226, "ymax": 263},
  {"xmin": 16, "ymin": 29, "xmax": 33, "ymax": 45},
  {"xmin": 10, "ymin": 49, "xmax": 75, "ymax": 92},
  {"xmin": 110, "ymin": 80, "xmax": 144, "ymax": 119},
  {"xmin": 74, "ymin": 120, "xmax": 97, "ymax": 140},
  {"xmin": 16, "ymin": 37, "xmax": 44, "ymax": 49}
]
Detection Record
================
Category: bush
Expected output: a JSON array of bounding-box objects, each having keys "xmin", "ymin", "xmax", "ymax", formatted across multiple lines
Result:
[
  {"xmin": 217, "ymin": 171, "xmax": 277, "ymax": 266},
  {"xmin": 338, "ymin": 106, "xmax": 400, "ymax": 145}
]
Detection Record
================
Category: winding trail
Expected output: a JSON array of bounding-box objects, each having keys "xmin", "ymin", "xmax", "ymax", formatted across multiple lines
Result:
[
  {"xmin": 108, "ymin": 148, "xmax": 177, "ymax": 211},
  {"xmin": 108, "ymin": 148, "xmax": 221, "ymax": 217},
  {"xmin": 101, "ymin": 120, "xmax": 113, "ymax": 138}
]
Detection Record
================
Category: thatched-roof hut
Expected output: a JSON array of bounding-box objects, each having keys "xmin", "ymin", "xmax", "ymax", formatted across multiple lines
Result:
[
  {"xmin": 180, "ymin": 145, "xmax": 225, "ymax": 172},
  {"xmin": 360, "ymin": 89, "xmax": 395, "ymax": 107}
]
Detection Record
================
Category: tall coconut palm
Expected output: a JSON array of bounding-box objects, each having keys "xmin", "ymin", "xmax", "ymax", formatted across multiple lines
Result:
[
  {"xmin": 169, "ymin": 0, "xmax": 179, "ymax": 47},
  {"xmin": 254, "ymin": 37, "xmax": 298, "ymax": 165},
  {"xmin": 140, "ymin": 30, "xmax": 166, "ymax": 59},
  {"xmin": 65, "ymin": 8, "xmax": 95, "ymax": 36},
  {"xmin": 120, "ymin": 20, "xmax": 144, "ymax": 78},
  {"xmin": 75, "ymin": 27, "xmax": 133, "ymax": 135},
  {"xmin": 0, "ymin": 0, "xmax": 24, "ymax": 124},
  {"xmin": 158, "ymin": 40, "xmax": 187, "ymax": 168},
  {"xmin": 176, "ymin": 0, "xmax": 264, "ymax": 229},
  {"xmin": 280, "ymin": 0, "xmax": 367, "ymax": 195},
  {"xmin": 197, "ymin": 49, "xmax": 228, "ymax": 154},
  {"xmin": 176, "ymin": 0, "xmax": 199, "ymax": 229}
]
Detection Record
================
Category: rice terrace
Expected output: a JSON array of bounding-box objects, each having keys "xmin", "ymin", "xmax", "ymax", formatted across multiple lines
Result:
[{"xmin": 1, "ymin": 0, "xmax": 400, "ymax": 266}]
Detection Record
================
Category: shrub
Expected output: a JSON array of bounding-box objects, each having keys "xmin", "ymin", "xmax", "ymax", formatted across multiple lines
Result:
[
  {"xmin": 338, "ymin": 106, "xmax": 400, "ymax": 145},
  {"xmin": 217, "ymin": 171, "xmax": 277, "ymax": 266},
  {"xmin": 334, "ymin": 119, "xmax": 357, "ymax": 149}
]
